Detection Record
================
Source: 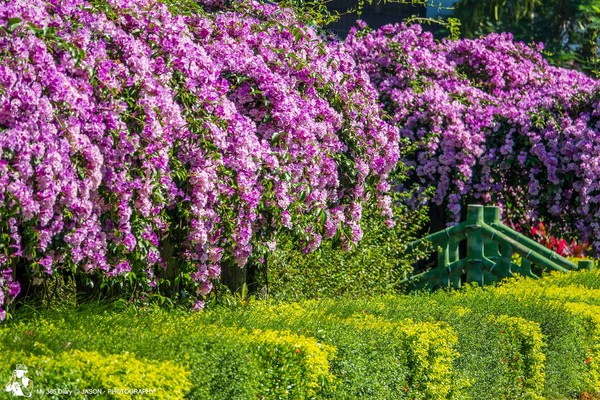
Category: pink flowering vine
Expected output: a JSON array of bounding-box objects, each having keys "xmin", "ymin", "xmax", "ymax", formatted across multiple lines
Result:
[
  {"xmin": 0, "ymin": 0, "xmax": 398, "ymax": 318},
  {"xmin": 347, "ymin": 23, "xmax": 600, "ymax": 250}
]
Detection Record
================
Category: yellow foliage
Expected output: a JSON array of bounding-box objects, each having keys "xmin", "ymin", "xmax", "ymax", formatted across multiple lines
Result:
[
  {"xmin": 189, "ymin": 321, "xmax": 336, "ymax": 399},
  {"xmin": 563, "ymin": 302, "xmax": 600, "ymax": 391},
  {"xmin": 343, "ymin": 313, "xmax": 465, "ymax": 400},
  {"xmin": 487, "ymin": 314, "xmax": 546, "ymax": 398},
  {"xmin": 249, "ymin": 328, "xmax": 337, "ymax": 398},
  {"xmin": 2, "ymin": 350, "xmax": 191, "ymax": 399},
  {"xmin": 495, "ymin": 276, "xmax": 600, "ymax": 306}
]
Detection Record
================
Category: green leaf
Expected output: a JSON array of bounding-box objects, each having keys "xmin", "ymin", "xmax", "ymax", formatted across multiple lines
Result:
[
  {"xmin": 299, "ymin": 190, "xmax": 306, "ymax": 202},
  {"xmin": 293, "ymin": 27, "xmax": 302, "ymax": 42},
  {"xmin": 7, "ymin": 17, "xmax": 22, "ymax": 32},
  {"xmin": 281, "ymin": 171, "xmax": 292, "ymax": 182},
  {"xmin": 271, "ymin": 131, "xmax": 281, "ymax": 144},
  {"xmin": 317, "ymin": 208, "xmax": 327, "ymax": 225}
]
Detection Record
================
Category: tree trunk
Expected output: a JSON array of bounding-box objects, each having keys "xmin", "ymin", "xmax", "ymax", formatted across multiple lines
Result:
[
  {"xmin": 158, "ymin": 238, "xmax": 178, "ymax": 280},
  {"xmin": 246, "ymin": 259, "xmax": 259, "ymax": 294},
  {"xmin": 220, "ymin": 263, "xmax": 247, "ymax": 293},
  {"xmin": 220, "ymin": 257, "xmax": 262, "ymax": 294},
  {"xmin": 428, "ymin": 202, "xmax": 447, "ymax": 233}
]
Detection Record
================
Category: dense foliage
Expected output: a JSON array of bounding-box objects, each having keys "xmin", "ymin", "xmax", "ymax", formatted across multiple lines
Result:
[
  {"xmin": 0, "ymin": 0, "xmax": 400, "ymax": 318},
  {"xmin": 3, "ymin": 0, "xmax": 600, "ymax": 318},
  {"xmin": 346, "ymin": 22, "xmax": 600, "ymax": 249},
  {"xmin": 263, "ymin": 202, "xmax": 428, "ymax": 300},
  {"xmin": 3, "ymin": 269, "xmax": 600, "ymax": 399}
]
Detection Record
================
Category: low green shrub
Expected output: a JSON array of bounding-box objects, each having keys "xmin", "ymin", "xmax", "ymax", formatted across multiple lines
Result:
[
  {"xmin": 484, "ymin": 315, "xmax": 545, "ymax": 400},
  {"xmin": 451, "ymin": 286, "xmax": 595, "ymax": 398},
  {"xmin": 132, "ymin": 313, "xmax": 338, "ymax": 399},
  {"xmin": 0, "ymin": 309, "xmax": 336, "ymax": 399},
  {"xmin": 540, "ymin": 269, "xmax": 600, "ymax": 290},
  {"xmin": 488, "ymin": 275, "xmax": 600, "ymax": 393},
  {"xmin": 262, "ymin": 205, "xmax": 429, "ymax": 300},
  {"xmin": 2, "ymin": 271, "xmax": 599, "ymax": 399},
  {"xmin": 493, "ymin": 274, "xmax": 600, "ymax": 306},
  {"xmin": 342, "ymin": 314, "xmax": 462, "ymax": 400},
  {"xmin": 1, "ymin": 350, "xmax": 190, "ymax": 400},
  {"xmin": 275, "ymin": 297, "xmax": 546, "ymax": 400},
  {"xmin": 246, "ymin": 328, "xmax": 337, "ymax": 399},
  {"xmin": 204, "ymin": 302, "xmax": 464, "ymax": 399},
  {"xmin": 0, "ymin": 312, "xmax": 256, "ymax": 400},
  {"xmin": 561, "ymin": 302, "xmax": 600, "ymax": 393}
]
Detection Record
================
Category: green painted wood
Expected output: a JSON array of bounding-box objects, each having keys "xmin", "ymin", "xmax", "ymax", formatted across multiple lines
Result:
[
  {"xmin": 490, "ymin": 221, "xmax": 577, "ymax": 271},
  {"xmin": 402, "ymin": 204, "xmax": 593, "ymax": 290}
]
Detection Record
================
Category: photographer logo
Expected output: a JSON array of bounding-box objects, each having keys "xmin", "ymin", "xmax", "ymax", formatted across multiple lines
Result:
[{"xmin": 5, "ymin": 364, "xmax": 33, "ymax": 397}]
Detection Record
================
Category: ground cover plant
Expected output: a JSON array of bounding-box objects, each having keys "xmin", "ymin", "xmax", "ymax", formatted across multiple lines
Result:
[{"xmin": 2, "ymin": 269, "xmax": 600, "ymax": 399}]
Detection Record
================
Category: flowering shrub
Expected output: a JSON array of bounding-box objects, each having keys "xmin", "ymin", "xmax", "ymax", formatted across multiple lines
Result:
[
  {"xmin": 530, "ymin": 222, "xmax": 590, "ymax": 258},
  {"xmin": 0, "ymin": 0, "xmax": 399, "ymax": 318},
  {"xmin": 346, "ymin": 23, "xmax": 600, "ymax": 249}
]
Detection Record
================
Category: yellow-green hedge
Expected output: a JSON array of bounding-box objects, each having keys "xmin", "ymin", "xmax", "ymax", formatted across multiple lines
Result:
[
  {"xmin": 138, "ymin": 323, "xmax": 337, "ymax": 400},
  {"xmin": 297, "ymin": 298, "xmax": 546, "ymax": 400},
  {"xmin": 541, "ymin": 269, "xmax": 600, "ymax": 289},
  {"xmin": 214, "ymin": 301, "xmax": 465, "ymax": 399},
  {"xmin": 562, "ymin": 302, "xmax": 600, "ymax": 392},
  {"xmin": 6, "ymin": 271, "xmax": 600, "ymax": 400},
  {"xmin": 342, "ymin": 313, "xmax": 462, "ymax": 400},
  {"xmin": 0, "ymin": 317, "xmax": 336, "ymax": 400},
  {"xmin": 2, "ymin": 349, "xmax": 191, "ymax": 400},
  {"xmin": 485, "ymin": 314, "xmax": 546, "ymax": 400},
  {"xmin": 179, "ymin": 323, "xmax": 337, "ymax": 399},
  {"xmin": 488, "ymin": 274, "xmax": 600, "ymax": 392},
  {"xmin": 494, "ymin": 274, "xmax": 600, "ymax": 306},
  {"xmin": 456, "ymin": 281, "xmax": 597, "ymax": 397},
  {"xmin": 245, "ymin": 328, "xmax": 337, "ymax": 399}
]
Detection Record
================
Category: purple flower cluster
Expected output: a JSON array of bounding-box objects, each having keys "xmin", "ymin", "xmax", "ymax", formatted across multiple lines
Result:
[
  {"xmin": 0, "ymin": 0, "xmax": 398, "ymax": 317},
  {"xmin": 347, "ymin": 23, "xmax": 600, "ymax": 248},
  {"xmin": 5, "ymin": 0, "xmax": 599, "ymax": 317}
]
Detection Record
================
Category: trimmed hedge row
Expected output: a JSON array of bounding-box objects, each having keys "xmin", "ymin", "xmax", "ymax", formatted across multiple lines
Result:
[
  {"xmin": 452, "ymin": 284, "xmax": 600, "ymax": 397},
  {"xmin": 2, "ymin": 350, "xmax": 191, "ymax": 400},
  {"xmin": 0, "ymin": 310, "xmax": 463, "ymax": 399},
  {"xmin": 536, "ymin": 269, "xmax": 600, "ymax": 290},
  {"xmin": 2, "ymin": 269, "xmax": 600, "ymax": 399},
  {"xmin": 0, "ymin": 314, "xmax": 336, "ymax": 400},
  {"xmin": 241, "ymin": 298, "xmax": 546, "ymax": 399},
  {"xmin": 562, "ymin": 302, "xmax": 600, "ymax": 392},
  {"xmin": 0, "ymin": 308, "xmax": 461, "ymax": 399},
  {"xmin": 206, "ymin": 303, "xmax": 464, "ymax": 399},
  {"xmin": 488, "ymin": 271, "xmax": 600, "ymax": 393}
]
